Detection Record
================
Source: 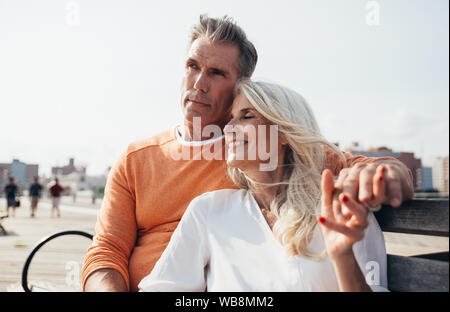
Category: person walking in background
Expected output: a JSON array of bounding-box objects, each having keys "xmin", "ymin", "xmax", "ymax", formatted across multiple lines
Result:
[
  {"xmin": 49, "ymin": 177, "xmax": 64, "ymax": 218},
  {"xmin": 3, "ymin": 177, "xmax": 19, "ymax": 218},
  {"xmin": 29, "ymin": 176, "xmax": 43, "ymax": 218}
]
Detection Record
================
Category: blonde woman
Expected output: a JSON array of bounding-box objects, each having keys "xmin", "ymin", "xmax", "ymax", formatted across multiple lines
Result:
[{"xmin": 139, "ymin": 80, "xmax": 388, "ymax": 292}]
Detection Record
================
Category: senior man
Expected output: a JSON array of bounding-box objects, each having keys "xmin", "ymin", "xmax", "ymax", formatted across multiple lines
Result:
[{"xmin": 82, "ymin": 15, "xmax": 413, "ymax": 292}]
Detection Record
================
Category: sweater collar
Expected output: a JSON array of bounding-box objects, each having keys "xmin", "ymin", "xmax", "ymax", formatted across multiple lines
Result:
[{"xmin": 174, "ymin": 125, "xmax": 225, "ymax": 147}]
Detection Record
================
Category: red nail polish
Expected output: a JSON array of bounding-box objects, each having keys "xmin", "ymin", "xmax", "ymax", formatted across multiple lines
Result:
[
  {"xmin": 379, "ymin": 176, "xmax": 383, "ymax": 181},
  {"xmin": 342, "ymin": 195, "xmax": 349, "ymax": 202},
  {"xmin": 318, "ymin": 216, "xmax": 326, "ymax": 224}
]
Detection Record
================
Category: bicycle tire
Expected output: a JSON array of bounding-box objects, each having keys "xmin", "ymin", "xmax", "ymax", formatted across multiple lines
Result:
[{"xmin": 21, "ymin": 230, "xmax": 93, "ymax": 292}]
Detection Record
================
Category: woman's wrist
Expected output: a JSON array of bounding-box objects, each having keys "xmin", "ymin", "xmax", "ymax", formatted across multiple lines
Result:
[
  {"xmin": 328, "ymin": 247, "xmax": 354, "ymax": 262},
  {"xmin": 329, "ymin": 250, "xmax": 372, "ymax": 292}
]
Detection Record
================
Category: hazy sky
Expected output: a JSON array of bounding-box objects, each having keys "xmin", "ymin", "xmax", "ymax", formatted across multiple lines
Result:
[{"xmin": 0, "ymin": 0, "xmax": 448, "ymax": 175}]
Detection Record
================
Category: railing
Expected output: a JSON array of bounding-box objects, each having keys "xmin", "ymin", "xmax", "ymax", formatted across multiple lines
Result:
[{"xmin": 374, "ymin": 199, "xmax": 449, "ymax": 292}]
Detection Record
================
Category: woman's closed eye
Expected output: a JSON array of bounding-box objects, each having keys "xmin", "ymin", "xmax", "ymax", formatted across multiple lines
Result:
[{"xmin": 242, "ymin": 114, "xmax": 255, "ymax": 120}]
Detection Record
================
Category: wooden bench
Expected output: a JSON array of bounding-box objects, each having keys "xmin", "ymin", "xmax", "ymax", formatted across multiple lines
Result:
[
  {"xmin": 20, "ymin": 199, "xmax": 448, "ymax": 292},
  {"xmin": 374, "ymin": 199, "xmax": 449, "ymax": 292}
]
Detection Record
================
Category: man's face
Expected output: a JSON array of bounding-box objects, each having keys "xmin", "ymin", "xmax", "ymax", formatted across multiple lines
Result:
[{"xmin": 181, "ymin": 38, "xmax": 240, "ymax": 130}]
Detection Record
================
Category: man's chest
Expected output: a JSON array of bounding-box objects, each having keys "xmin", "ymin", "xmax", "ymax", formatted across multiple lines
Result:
[{"xmin": 134, "ymin": 159, "xmax": 236, "ymax": 229}]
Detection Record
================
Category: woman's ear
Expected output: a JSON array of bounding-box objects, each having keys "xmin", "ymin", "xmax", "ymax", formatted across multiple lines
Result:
[{"xmin": 279, "ymin": 133, "xmax": 288, "ymax": 146}]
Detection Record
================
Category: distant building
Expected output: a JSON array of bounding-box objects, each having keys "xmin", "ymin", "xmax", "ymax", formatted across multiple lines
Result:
[
  {"xmin": 10, "ymin": 159, "xmax": 27, "ymax": 181},
  {"xmin": 0, "ymin": 165, "xmax": 9, "ymax": 190},
  {"xmin": 345, "ymin": 146, "xmax": 423, "ymax": 191},
  {"xmin": 422, "ymin": 167, "xmax": 434, "ymax": 191},
  {"xmin": 26, "ymin": 164, "xmax": 39, "ymax": 181},
  {"xmin": 431, "ymin": 156, "xmax": 449, "ymax": 194},
  {"xmin": 0, "ymin": 159, "xmax": 39, "ymax": 192},
  {"xmin": 445, "ymin": 157, "xmax": 449, "ymax": 193},
  {"xmin": 51, "ymin": 158, "xmax": 86, "ymax": 176}
]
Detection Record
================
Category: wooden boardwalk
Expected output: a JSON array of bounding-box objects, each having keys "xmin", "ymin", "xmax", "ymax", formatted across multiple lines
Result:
[
  {"xmin": 0, "ymin": 197, "xmax": 98, "ymax": 292},
  {"xmin": 0, "ymin": 197, "xmax": 448, "ymax": 292}
]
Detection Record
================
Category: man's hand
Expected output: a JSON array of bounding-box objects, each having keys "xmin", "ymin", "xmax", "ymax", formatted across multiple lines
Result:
[{"xmin": 335, "ymin": 161, "xmax": 414, "ymax": 209}]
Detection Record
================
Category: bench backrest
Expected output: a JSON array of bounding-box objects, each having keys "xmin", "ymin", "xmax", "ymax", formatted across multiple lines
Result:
[{"xmin": 374, "ymin": 199, "xmax": 449, "ymax": 292}]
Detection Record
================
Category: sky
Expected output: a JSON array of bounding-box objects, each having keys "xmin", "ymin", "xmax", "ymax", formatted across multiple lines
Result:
[{"xmin": 0, "ymin": 0, "xmax": 448, "ymax": 176}]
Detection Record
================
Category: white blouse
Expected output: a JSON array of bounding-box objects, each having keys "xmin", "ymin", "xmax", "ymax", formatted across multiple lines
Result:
[{"xmin": 138, "ymin": 189, "xmax": 389, "ymax": 292}]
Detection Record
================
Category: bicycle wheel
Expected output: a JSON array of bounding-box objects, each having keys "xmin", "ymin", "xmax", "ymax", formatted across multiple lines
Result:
[{"xmin": 22, "ymin": 230, "xmax": 93, "ymax": 292}]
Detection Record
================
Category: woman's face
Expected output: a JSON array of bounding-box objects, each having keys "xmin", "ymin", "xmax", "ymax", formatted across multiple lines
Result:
[{"xmin": 224, "ymin": 93, "xmax": 285, "ymax": 172}]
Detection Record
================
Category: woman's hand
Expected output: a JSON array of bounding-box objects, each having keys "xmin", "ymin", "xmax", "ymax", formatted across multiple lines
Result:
[{"xmin": 318, "ymin": 169, "xmax": 371, "ymax": 260}]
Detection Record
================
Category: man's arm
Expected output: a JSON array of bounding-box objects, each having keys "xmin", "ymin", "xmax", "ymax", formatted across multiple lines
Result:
[
  {"xmin": 84, "ymin": 268, "xmax": 128, "ymax": 292},
  {"xmin": 81, "ymin": 150, "xmax": 138, "ymax": 292}
]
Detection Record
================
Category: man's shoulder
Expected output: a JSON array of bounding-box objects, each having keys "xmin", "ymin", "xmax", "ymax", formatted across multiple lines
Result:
[{"xmin": 125, "ymin": 127, "xmax": 177, "ymax": 157}]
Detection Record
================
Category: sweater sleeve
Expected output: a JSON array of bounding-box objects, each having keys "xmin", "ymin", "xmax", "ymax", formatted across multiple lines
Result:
[
  {"xmin": 138, "ymin": 195, "xmax": 209, "ymax": 292},
  {"xmin": 81, "ymin": 149, "xmax": 137, "ymax": 291}
]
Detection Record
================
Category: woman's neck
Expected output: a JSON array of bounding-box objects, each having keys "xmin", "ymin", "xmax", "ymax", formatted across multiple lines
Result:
[{"xmin": 244, "ymin": 168, "xmax": 285, "ymax": 211}]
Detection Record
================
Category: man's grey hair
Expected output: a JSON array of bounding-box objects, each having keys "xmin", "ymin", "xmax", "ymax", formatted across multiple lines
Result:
[{"xmin": 188, "ymin": 14, "xmax": 258, "ymax": 79}]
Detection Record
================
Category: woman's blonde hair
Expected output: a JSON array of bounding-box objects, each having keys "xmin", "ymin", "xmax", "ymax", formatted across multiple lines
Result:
[{"xmin": 228, "ymin": 79, "xmax": 346, "ymax": 259}]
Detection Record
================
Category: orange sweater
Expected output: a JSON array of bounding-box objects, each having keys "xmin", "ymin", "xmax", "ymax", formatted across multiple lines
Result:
[{"xmin": 81, "ymin": 127, "xmax": 402, "ymax": 291}]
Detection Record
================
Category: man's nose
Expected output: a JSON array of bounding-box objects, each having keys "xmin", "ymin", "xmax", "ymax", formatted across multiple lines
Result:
[{"xmin": 194, "ymin": 71, "xmax": 209, "ymax": 93}]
